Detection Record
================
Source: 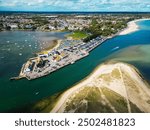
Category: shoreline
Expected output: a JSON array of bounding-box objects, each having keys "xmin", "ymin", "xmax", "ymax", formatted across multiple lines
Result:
[
  {"xmin": 51, "ymin": 62, "xmax": 150, "ymax": 113},
  {"xmin": 10, "ymin": 39, "xmax": 62, "ymax": 81},
  {"xmin": 50, "ymin": 62, "xmax": 119, "ymax": 112},
  {"xmin": 11, "ymin": 37, "xmax": 106, "ymax": 80},
  {"xmin": 119, "ymin": 18, "xmax": 150, "ymax": 35},
  {"xmin": 36, "ymin": 39, "xmax": 62, "ymax": 55}
]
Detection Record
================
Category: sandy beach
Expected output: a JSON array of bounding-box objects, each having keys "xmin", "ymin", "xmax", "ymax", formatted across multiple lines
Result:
[
  {"xmin": 119, "ymin": 18, "xmax": 150, "ymax": 35},
  {"xmin": 51, "ymin": 62, "xmax": 150, "ymax": 113},
  {"xmin": 36, "ymin": 39, "xmax": 62, "ymax": 55}
]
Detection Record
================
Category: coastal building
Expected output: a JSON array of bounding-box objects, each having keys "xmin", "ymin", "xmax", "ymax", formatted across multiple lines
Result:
[{"xmin": 10, "ymin": 24, "xmax": 18, "ymax": 29}]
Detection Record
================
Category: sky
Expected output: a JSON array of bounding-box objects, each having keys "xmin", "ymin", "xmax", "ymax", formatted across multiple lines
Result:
[{"xmin": 0, "ymin": 0, "xmax": 150, "ymax": 12}]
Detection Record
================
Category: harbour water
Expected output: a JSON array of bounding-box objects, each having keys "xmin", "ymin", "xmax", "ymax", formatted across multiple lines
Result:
[{"xmin": 0, "ymin": 20, "xmax": 150, "ymax": 112}]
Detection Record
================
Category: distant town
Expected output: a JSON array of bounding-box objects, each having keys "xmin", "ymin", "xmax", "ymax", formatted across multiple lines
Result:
[
  {"xmin": 1, "ymin": 13, "xmax": 149, "ymax": 35},
  {"xmin": 2, "ymin": 12, "xmax": 149, "ymax": 80}
]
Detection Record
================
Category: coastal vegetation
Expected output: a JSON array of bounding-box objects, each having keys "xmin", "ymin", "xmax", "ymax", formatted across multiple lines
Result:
[
  {"xmin": 49, "ymin": 62, "xmax": 150, "ymax": 113},
  {"xmin": 67, "ymin": 31, "xmax": 89, "ymax": 40},
  {"xmin": 101, "ymin": 88, "xmax": 128, "ymax": 112},
  {"xmin": 65, "ymin": 87, "xmax": 114, "ymax": 113},
  {"xmin": 83, "ymin": 18, "xmax": 128, "ymax": 42},
  {"xmin": 63, "ymin": 86, "xmax": 141, "ymax": 113}
]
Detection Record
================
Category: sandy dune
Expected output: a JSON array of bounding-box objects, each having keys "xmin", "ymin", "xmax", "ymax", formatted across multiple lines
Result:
[{"xmin": 51, "ymin": 62, "xmax": 150, "ymax": 113}]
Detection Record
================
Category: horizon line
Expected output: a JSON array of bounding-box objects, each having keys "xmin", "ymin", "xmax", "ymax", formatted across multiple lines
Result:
[{"xmin": 0, "ymin": 11, "xmax": 150, "ymax": 13}]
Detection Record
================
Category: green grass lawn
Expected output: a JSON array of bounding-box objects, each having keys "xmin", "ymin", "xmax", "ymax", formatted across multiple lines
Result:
[{"xmin": 68, "ymin": 31, "xmax": 88, "ymax": 40}]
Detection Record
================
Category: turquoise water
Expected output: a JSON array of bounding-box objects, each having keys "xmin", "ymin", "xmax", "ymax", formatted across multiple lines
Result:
[{"xmin": 0, "ymin": 20, "xmax": 150, "ymax": 112}]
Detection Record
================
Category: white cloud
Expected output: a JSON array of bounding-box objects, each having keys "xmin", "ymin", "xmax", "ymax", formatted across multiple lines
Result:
[{"xmin": 0, "ymin": 0, "xmax": 150, "ymax": 11}]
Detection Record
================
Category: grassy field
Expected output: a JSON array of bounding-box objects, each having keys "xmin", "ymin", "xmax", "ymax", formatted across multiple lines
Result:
[
  {"xmin": 67, "ymin": 31, "xmax": 88, "ymax": 40},
  {"xmin": 63, "ymin": 86, "xmax": 143, "ymax": 113},
  {"xmin": 65, "ymin": 87, "xmax": 114, "ymax": 113},
  {"xmin": 101, "ymin": 87, "xmax": 128, "ymax": 112}
]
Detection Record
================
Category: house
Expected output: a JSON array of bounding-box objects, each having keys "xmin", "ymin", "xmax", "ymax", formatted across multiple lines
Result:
[{"xmin": 10, "ymin": 24, "xmax": 18, "ymax": 29}]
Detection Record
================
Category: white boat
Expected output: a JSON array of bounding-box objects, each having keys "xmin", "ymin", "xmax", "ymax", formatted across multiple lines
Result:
[
  {"xmin": 111, "ymin": 46, "xmax": 119, "ymax": 51},
  {"xmin": 71, "ymin": 61, "xmax": 75, "ymax": 64}
]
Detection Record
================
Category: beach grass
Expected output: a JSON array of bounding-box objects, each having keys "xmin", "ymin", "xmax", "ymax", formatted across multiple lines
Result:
[
  {"xmin": 65, "ymin": 87, "xmax": 114, "ymax": 113},
  {"xmin": 101, "ymin": 87, "xmax": 128, "ymax": 113}
]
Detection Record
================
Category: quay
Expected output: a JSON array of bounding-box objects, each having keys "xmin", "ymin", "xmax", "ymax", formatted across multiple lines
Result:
[{"xmin": 11, "ymin": 36, "xmax": 107, "ymax": 80}]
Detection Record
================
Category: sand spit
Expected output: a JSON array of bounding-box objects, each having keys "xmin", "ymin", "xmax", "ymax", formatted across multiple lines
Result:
[{"xmin": 51, "ymin": 62, "xmax": 150, "ymax": 113}]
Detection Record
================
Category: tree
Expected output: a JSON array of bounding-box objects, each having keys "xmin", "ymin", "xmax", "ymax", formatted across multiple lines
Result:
[
  {"xmin": 65, "ymin": 27, "xmax": 68, "ymax": 30},
  {"xmin": 54, "ymin": 21, "xmax": 58, "ymax": 29},
  {"xmin": 5, "ymin": 26, "xmax": 11, "ymax": 31},
  {"xmin": 0, "ymin": 23, "xmax": 3, "ymax": 31},
  {"xmin": 32, "ymin": 26, "xmax": 37, "ymax": 31}
]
